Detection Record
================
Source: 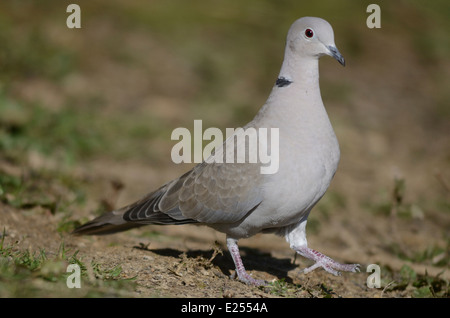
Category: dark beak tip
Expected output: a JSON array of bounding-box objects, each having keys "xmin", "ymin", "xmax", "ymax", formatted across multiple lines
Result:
[{"xmin": 327, "ymin": 45, "xmax": 345, "ymax": 67}]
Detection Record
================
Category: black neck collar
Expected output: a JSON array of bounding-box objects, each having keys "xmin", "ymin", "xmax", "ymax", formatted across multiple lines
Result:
[{"xmin": 275, "ymin": 77, "xmax": 293, "ymax": 87}]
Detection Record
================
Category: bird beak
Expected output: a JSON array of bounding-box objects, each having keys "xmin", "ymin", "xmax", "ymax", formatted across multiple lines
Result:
[{"xmin": 326, "ymin": 45, "xmax": 345, "ymax": 67}]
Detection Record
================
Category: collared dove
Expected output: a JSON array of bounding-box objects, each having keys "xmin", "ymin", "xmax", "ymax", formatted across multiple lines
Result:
[{"xmin": 74, "ymin": 17, "xmax": 360, "ymax": 285}]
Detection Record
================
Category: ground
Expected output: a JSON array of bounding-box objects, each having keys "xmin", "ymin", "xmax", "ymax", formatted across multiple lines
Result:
[{"xmin": 0, "ymin": 1, "xmax": 449, "ymax": 298}]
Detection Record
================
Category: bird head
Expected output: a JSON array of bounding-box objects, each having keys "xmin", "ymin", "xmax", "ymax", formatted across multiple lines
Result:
[{"xmin": 287, "ymin": 17, "xmax": 345, "ymax": 66}]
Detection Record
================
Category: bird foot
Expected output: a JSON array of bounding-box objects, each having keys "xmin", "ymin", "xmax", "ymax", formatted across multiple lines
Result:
[
  {"xmin": 230, "ymin": 270, "xmax": 268, "ymax": 286},
  {"xmin": 227, "ymin": 237, "xmax": 267, "ymax": 286},
  {"xmin": 296, "ymin": 246, "xmax": 360, "ymax": 276}
]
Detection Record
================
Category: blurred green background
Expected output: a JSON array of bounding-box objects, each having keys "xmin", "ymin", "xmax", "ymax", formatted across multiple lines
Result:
[
  {"xmin": 0, "ymin": 0, "xmax": 449, "ymax": 297},
  {"xmin": 0, "ymin": 0, "xmax": 449, "ymax": 165}
]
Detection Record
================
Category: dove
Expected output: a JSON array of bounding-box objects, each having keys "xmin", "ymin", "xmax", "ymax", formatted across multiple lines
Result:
[{"xmin": 73, "ymin": 17, "xmax": 360, "ymax": 286}]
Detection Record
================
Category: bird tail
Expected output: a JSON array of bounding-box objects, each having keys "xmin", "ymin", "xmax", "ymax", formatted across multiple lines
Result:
[
  {"xmin": 72, "ymin": 209, "xmax": 144, "ymax": 236},
  {"xmin": 73, "ymin": 179, "xmax": 199, "ymax": 236}
]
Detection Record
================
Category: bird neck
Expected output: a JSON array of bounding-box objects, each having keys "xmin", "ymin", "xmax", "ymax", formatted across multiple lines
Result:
[
  {"xmin": 278, "ymin": 49, "xmax": 320, "ymax": 92},
  {"xmin": 252, "ymin": 51, "xmax": 330, "ymax": 132}
]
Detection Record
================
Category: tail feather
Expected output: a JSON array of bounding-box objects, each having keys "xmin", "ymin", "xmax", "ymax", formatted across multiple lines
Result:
[
  {"xmin": 73, "ymin": 206, "xmax": 199, "ymax": 236},
  {"xmin": 72, "ymin": 210, "xmax": 143, "ymax": 236},
  {"xmin": 73, "ymin": 179, "xmax": 199, "ymax": 236}
]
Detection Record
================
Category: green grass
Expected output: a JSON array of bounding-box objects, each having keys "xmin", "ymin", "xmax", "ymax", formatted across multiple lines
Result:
[
  {"xmin": 0, "ymin": 91, "xmax": 172, "ymax": 168},
  {"xmin": 387, "ymin": 242, "xmax": 450, "ymax": 268},
  {"xmin": 266, "ymin": 279, "xmax": 339, "ymax": 298},
  {"xmin": 267, "ymin": 278, "xmax": 292, "ymax": 296},
  {"xmin": 0, "ymin": 236, "xmax": 136, "ymax": 297},
  {"xmin": 0, "ymin": 93, "xmax": 103, "ymax": 164},
  {"xmin": 381, "ymin": 264, "xmax": 449, "ymax": 298},
  {"xmin": 0, "ymin": 164, "xmax": 86, "ymax": 216}
]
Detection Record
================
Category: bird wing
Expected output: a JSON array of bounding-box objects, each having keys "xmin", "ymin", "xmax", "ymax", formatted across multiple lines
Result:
[{"xmin": 123, "ymin": 130, "xmax": 265, "ymax": 224}]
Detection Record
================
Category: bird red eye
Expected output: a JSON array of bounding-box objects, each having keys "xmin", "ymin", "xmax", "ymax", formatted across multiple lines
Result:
[{"xmin": 305, "ymin": 28, "xmax": 314, "ymax": 38}]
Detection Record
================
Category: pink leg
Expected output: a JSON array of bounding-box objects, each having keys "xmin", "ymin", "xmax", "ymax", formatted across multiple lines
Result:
[
  {"xmin": 294, "ymin": 246, "xmax": 360, "ymax": 276},
  {"xmin": 226, "ymin": 237, "xmax": 267, "ymax": 286}
]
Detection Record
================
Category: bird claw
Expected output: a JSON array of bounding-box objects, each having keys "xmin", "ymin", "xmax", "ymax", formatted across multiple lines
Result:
[
  {"xmin": 231, "ymin": 271, "xmax": 268, "ymax": 286},
  {"xmin": 303, "ymin": 261, "xmax": 360, "ymax": 276},
  {"xmin": 296, "ymin": 246, "xmax": 360, "ymax": 276}
]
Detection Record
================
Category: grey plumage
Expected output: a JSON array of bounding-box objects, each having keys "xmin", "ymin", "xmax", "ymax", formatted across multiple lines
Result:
[{"xmin": 74, "ymin": 17, "xmax": 360, "ymax": 285}]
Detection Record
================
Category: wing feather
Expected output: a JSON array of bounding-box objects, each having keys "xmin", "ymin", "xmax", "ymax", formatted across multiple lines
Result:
[{"xmin": 122, "ymin": 127, "xmax": 265, "ymax": 225}]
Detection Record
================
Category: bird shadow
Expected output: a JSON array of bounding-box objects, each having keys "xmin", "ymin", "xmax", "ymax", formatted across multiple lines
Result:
[{"xmin": 135, "ymin": 244, "xmax": 298, "ymax": 284}]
